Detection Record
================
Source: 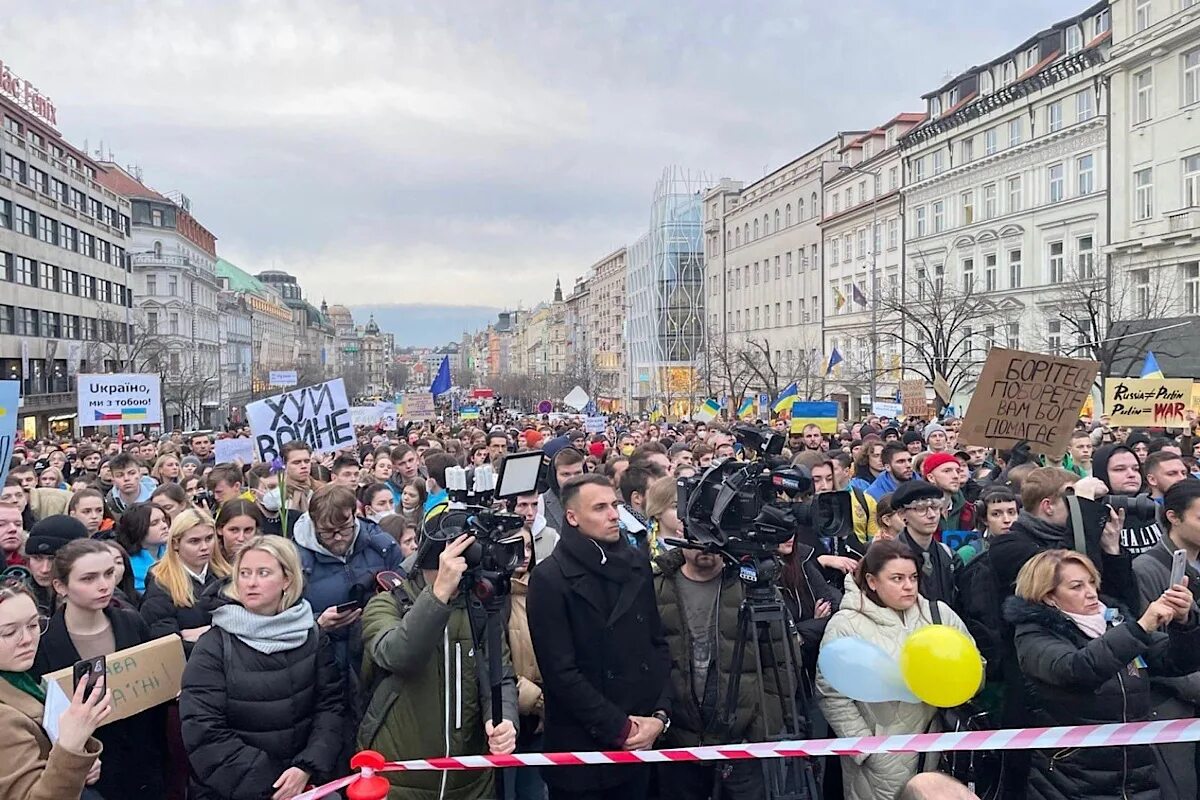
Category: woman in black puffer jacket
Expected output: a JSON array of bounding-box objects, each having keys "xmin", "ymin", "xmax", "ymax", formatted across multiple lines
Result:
[
  {"xmin": 1004, "ymin": 549, "xmax": 1200, "ymax": 800},
  {"xmin": 180, "ymin": 535, "xmax": 342, "ymax": 800}
]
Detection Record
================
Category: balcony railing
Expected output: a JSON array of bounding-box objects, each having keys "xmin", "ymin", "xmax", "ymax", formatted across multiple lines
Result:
[
  {"xmin": 1167, "ymin": 207, "xmax": 1200, "ymax": 234},
  {"xmin": 131, "ymin": 253, "xmax": 191, "ymax": 268}
]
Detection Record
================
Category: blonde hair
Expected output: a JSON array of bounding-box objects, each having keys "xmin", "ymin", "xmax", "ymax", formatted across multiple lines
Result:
[
  {"xmin": 1014, "ymin": 548, "xmax": 1101, "ymax": 603},
  {"xmin": 223, "ymin": 535, "xmax": 305, "ymax": 612},
  {"xmin": 152, "ymin": 454, "xmax": 181, "ymax": 483},
  {"xmin": 644, "ymin": 475, "xmax": 677, "ymax": 521},
  {"xmin": 148, "ymin": 508, "xmax": 231, "ymax": 607},
  {"xmin": 1020, "ymin": 467, "xmax": 1079, "ymax": 514}
]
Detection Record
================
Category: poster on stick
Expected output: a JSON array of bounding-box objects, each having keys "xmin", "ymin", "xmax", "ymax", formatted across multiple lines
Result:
[
  {"xmin": 1103, "ymin": 378, "xmax": 1192, "ymax": 427},
  {"xmin": 900, "ymin": 379, "xmax": 928, "ymax": 418},
  {"xmin": 405, "ymin": 392, "xmax": 436, "ymax": 421},
  {"xmin": 959, "ymin": 348, "xmax": 1098, "ymax": 457},
  {"xmin": 245, "ymin": 378, "xmax": 354, "ymax": 462}
]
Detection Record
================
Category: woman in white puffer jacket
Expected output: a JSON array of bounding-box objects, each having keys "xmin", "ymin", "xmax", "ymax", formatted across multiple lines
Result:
[{"xmin": 816, "ymin": 538, "xmax": 973, "ymax": 800}]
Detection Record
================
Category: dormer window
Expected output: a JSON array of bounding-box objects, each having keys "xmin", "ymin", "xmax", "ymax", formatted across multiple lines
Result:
[
  {"xmin": 979, "ymin": 70, "xmax": 994, "ymax": 95},
  {"xmin": 948, "ymin": 87, "xmax": 960, "ymax": 107},
  {"xmin": 1025, "ymin": 45, "xmax": 1040, "ymax": 71},
  {"xmin": 1003, "ymin": 60, "xmax": 1017, "ymax": 85},
  {"xmin": 1066, "ymin": 24, "xmax": 1083, "ymax": 55},
  {"xmin": 931, "ymin": 96, "xmax": 943, "ymax": 117}
]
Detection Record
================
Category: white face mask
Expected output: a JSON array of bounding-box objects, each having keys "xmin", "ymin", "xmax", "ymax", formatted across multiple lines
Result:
[{"xmin": 367, "ymin": 511, "xmax": 391, "ymax": 523}]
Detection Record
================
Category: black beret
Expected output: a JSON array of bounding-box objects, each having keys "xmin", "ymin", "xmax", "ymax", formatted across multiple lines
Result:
[{"xmin": 890, "ymin": 480, "xmax": 943, "ymax": 510}]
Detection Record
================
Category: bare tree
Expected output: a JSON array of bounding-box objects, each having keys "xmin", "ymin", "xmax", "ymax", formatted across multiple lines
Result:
[{"xmin": 699, "ymin": 323, "xmax": 759, "ymax": 412}]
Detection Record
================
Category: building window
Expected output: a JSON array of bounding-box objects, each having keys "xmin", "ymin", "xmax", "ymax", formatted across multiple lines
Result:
[
  {"xmin": 1066, "ymin": 24, "xmax": 1083, "ymax": 55},
  {"xmin": 934, "ymin": 264, "xmax": 945, "ymax": 294},
  {"xmin": 1047, "ymin": 101, "xmax": 1064, "ymax": 132},
  {"xmin": 1134, "ymin": 269, "xmax": 1151, "ymax": 315},
  {"xmin": 1134, "ymin": 68, "xmax": 1153, "ymax": 124},
  {"xmin": 753, "ymin": 219, "xmax": 759, "ymax": 239},
  {"xmin": 980, "ymin": 70, "xmax": 994, "ymax": 95},
  {"xmin": 915, "ymin": 206, "xmax": 926, "ymax": 237},
  {"xmin": 1048, "ymin": 319, "xmax": 1063, "ymax": 355},
  {"xmin": 146, "ymin": 274, "xmax": 157, "ymax": 295},
  {"xmin": 1076, "ymin": 88, "xmax": 1095, "ymax": 122},
  {"xmin": 1003, "ymin": 61, "xmax": 1016, "ymax": 85},
  {"xmin": 1185, "ymin": 48, "xmax": 1200, "ymax": 107},
  {"xmin": 1135, "ymin": 0, "xmax": 1151, "ymax": 32},
  {"xmin": 1094, "ymin": 8, "xmax": 1111, "ymax": 35},
  {"xmin": 856, "ymin": 229, "xmax": 866, "ymax": 258},
  {"xmin": 831, "ymin": 194, "xmax": 840, "ymax": 214},
  {"xmin": 774, "ymin": 255, "xmax": 781, "ymax": 280},
  {"xmin": 3, "ymin": 154, "xmax": 24, "ymax": 183},
  {"xmin": 985, "ymin": 254, "xmax": 998, "ymax": 291},
  {"xmin": 913, "ymin": 157, "xmax": 925, "ymax": 182},
  {"xmin": 985, "ymin": 127, "xmax": 998, "ymax": 155},
  {"xmin": 1048, "ymin": 163, "xmax": 1065, "ymax": 203},
  {"xmin": 169, "ymin": 313, "xmax": 180, "ymax": 335},
  {"xmin": 1009, "ymin": 249, "xmax": 1023, "ymax": 288},
  {"xmin": 14, "ymin": 206, "xmax": 35, "ymax": 236},
  {"xmin": 830, "ymin": 239, "xmax": 839, "ymax": 264},
  {"xmin": 80, "ymin": 233, "xmax": 94, "ymax": 258},
  {"xmin": 962, "ymin": 258, "xmax": 975, "ymax": 292},
  {"xmin": 842, "ymin": 234, "xmax": 852, "ymax": 262},
  {"xmin": 785, "ymin": 204, "xmax": 792, "ymax": 226},
  {"xmin": 961, "ymin": 191, "xmax": 975, "ymax": 225},
  {"xmin": 1008, "ymin": 118, "xmax": 1023, "ymax": 147},
  {"xmin": 753, "ymin": 262, "xmax": 760, "ymax": 284},
  {"xmin": 786, "ymin": 300, "xmax": 793, "ymax": 324},
  {"xmin": 63, "ymin": 314, "xmax": 78, "ymax": 339},
  {"xmin": 1007, "ymin": 175, "xmax": 1023, "ymax": 213},
  {"xmin": 933, "ymin": 150, "xmax": 945, "ymax": 174},
  {"xmin": 1134, "ymin": 168, "xmax": 1154, "ymax": 220},
  {"xmin": 917, "ymin": 268, "xmax": 927, "ymax": 300},
  {"xmin": 1185, "ymin": 263, "xmax": 1200, "ymax": 315},
  {"xmin": 38, "ymin": 216, "xmax": 55, "ymax": 244},
  {"xmin": 888, "ymin": 218, "xmax": 898, "ymax": 249},
  {"xmin": 15, "ymin": 256, "xmax": 35, "ymax": 286},
  {"xmin": 982, "ymin": 183, "xmax": 997, "ymax": 219},
  {"xmin": 79, "ymin": 274, "xmax": 94, "ymax": 299},
  {"xmin": 61, "ymin": 269, "xmax": 77, "ymax": 296},
  {"xmin": 932, "ymin": 200, "xmax": 945, "ymax": 233},
  {"xmin": 1049, "ymin": 241, "xmax": 1065, "ymax": 282},
  {"xmin": 773, "ymin": 210, "xmax": 780, "ymax": 232},
  {"xmin": 0, "ymin": 305, "xmax": 12, "ymax": 335},
  {"xmin": 873, "ymin": 222, "xmax": 882, "ymax": 254},
  {"xmin": 1007, "ymin": 321, "xmax": 1021, "ymax": 349},
  {"xmin": 1077, "ymin": 235, "xmax": 1096, "ymax": 279},
  {"xmin": 785, "ymin": 251, "xmax": 793, "ymax": 276},
  {"xmin": 1184, "ymin": 154, "xmax": 1200, "ymax": 207},
  {"xmin": 59, "ymin": 225, "xmax": 76, "ymax": 252},
  {"xmin": 0, "ymin": 199, "xmax": 8, "ymax": 230},
  {"xmin": 38, "ymin": 263, "xmax": 57, "ymax": 291},
  {"xmin": 0, "ymin": 252, "xmax": 8, "ymax": 282},
  {"xmin": 28, "ymin": 167, "xmax": 46, "ymax": 195},
  {"xmin": 889, "ymin": 166, "xmax": 899, "ymax": 189},
  {"xmin": 961, "ymin": 138, "xmax": 974, "ymax": 163},
  {"xmin": 1077, "ymin": 154, "xmax": 1095, "ymax": 195},
  {"xmin": 16, "ymin": 307, "xmax": 37, "ymax": 336}
]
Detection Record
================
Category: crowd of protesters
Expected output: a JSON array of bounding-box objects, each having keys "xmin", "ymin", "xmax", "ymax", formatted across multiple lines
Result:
[{"xmin": 0, "ymin": 407, "xmax": 1199, "ymax": 799}]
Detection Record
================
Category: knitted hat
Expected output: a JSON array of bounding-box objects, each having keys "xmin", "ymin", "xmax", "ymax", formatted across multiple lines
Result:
[
  {"xmin": 923, "ymin": 422, "xmax": 947, "ymax": 442},
  {"xmin": 25, "ymin": 515, "xmax": 89, "ymax": 557},
  {"xmin": 522, "ymin": 429, "xmax": 544, "ymax": 448},
  {"xmin": 890, "ymin": 480, "xmax": 943, "ymax": 509},
  {"xmin": 181, "ymin": 455, "xmax": 202, "ymax": 471},
  {"xmin": 588, "ymin": 441, "xmax": 607, "ymax": 459},
  {"xmin": 902, "ymin": 431, "xmax": 924, "ymax": 446},
  {"xmin": 921, "ymin": 451, "xmax": 961, "ymax": 479}
]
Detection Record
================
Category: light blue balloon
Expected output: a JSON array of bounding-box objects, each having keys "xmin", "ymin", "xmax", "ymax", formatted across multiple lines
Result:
[{"xmin": 818, "ymin": 637, "xmax": 921, "ymax": 704}]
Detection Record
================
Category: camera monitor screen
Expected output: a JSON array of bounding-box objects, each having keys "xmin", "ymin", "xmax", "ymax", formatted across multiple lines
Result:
[{"xmin": 495, "ymin": 450, "xmax": 545, "ymax": 500}]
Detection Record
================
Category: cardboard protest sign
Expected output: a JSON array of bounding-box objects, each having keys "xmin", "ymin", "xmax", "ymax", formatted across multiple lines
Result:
[
  {"xmin": 405, "ymin": 392, "xmax": 436, "ymax": 421},
  {"xmin": 584, "ymin": 416, "xmax": 607, "ymax": 434},
  {"xmin": 933, "ymin": 374, "xmax": 953, "ymax": 405},
  {"xmin": 900, "ymin": 379, "xmax": 928, "ymax": 418},
  {"xmin": 77, "ymin": 373, "xmax": 163, "ymax": 425},
  {"xmin": 1103, "ymin": 378, "xmax": 1192, "ymax": 427},
  {"xmin": 42, "ymin": 635, "xmax": 185, "ymax": 729},
  {"xmin": 376, "ymin": 401, "xmax": 398, "ymax": 431},
  {"xmin": 349, "ymin": 406, "xmax": 383, "ymax": 428},
  {"xmin": 960, "ymin": 348, "xmax": 1098, "ymax": 457},
  {"xmin": 246, "ymin": 378, "xmax": 354, "ymax": 462},
  {"xmin": 0, "ymin": 381, "xmax": 17, "ymax": 485},
  {"xmin": 214, "ymin": 437, "xmax": 256, "ymax": 465}
]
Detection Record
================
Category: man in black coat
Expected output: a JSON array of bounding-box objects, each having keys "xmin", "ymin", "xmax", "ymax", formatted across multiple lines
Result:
[{"xmin": 528, "ymin": 474, "xmax": 672, "ymax": 800}]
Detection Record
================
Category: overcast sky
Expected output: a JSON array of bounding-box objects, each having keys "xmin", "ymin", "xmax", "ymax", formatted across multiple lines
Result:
[{"xmin": 4, "ymin": 0, "xmax": 1087, "ymax": 318}]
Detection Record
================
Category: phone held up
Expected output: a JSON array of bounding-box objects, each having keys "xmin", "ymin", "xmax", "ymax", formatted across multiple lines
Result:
[{"xmin": 72, "ymin": 655, "xmax": 106, "ymax": 695}]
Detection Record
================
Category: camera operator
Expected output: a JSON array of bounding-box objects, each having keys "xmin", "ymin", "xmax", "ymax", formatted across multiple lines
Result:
[
  {"xmin": 654, "ymin": 541, "xmax": 798, "ymax": 798},
  {"xmin": 528, "ymin": 474, "xmax": 671, "ymax": 800},
  {"xmin": 1094, "ymin": 443, "xmax": 1162, "ymax": 556},
  {"xmin": 358, "ymin": 529, "xmax": 518, "ymax": 800}
]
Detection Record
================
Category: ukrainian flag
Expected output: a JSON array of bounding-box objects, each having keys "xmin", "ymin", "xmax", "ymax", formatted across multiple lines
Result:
[
  {"xmin": 789, "ymin": 400, "xmax": 839, "ymax": 434},
  {"xmin": 772, "ymin": 381, "xmax": 799, "ymax": 414},
  {"xmin": 649, "ymin": 403, "xmax": 664, "ymax": 423},
  {"xmin": 737, "ymin": 396, "xmax": 755, "ymax": 419},
  {"xmin": 1140, "ymin": 351, "xmax": 1165, "ymax": 379},
  {"xmin": 694, "ymin": 398, "xmax": 722, "ymax": 422}
]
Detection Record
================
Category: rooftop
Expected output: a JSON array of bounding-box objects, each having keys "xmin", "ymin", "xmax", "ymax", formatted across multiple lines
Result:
[{"xmin": 216, "ymin": 258, "xmax": 275, "ymax": 299}]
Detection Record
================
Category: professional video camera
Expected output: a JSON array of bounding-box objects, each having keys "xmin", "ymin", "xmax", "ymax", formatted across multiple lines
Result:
[
  {"xmin": 1106, "ymin": 493, "xmax": 1158, "ymax": 518},
  {"xmin": 422, "ymin": 450, "xmax": 545, "ymax": 601}
]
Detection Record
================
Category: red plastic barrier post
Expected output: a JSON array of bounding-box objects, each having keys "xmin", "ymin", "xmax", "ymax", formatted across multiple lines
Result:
[{"xmin": 346, "ymin": 750, "xmax": 391, "ymax": 800}]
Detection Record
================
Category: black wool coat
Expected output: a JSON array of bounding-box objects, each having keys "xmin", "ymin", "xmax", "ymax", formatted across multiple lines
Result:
[
  {"xmin": 180, "ymin": 624, "xmax": 343, "ymax": 800},
  {"xmin": 527, "ymin": 529, "xmax": 672, "ymax": 791},
  {"xmin": 1003, "ymin": 596, "xmax": 1200, "ymax": 800},
  {"xmin": 32, "ymin": 606, "xmax": 167, "ymax": 799}
]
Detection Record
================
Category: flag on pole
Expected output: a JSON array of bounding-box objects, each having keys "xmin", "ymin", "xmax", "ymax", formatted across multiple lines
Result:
[
  {"xmin": 649, "ymin": 403, "xmax": 664, "ymax": 423},
  {"xmin": 773, "ymin": 381, "xmax": 799, "ymax": 414},
  {"xmin": 852, "ymin": 284, "xmax": 867, "ymax": 306},
  {"xmin": 1140, "ymin": 351, "xmax": 1165, "ymax": 379},
  {"xmin": 833, "ymin": 287, "xmax": 847, "ymax": 312},
  {"xmin": 429, "ymin": 356, "xmax": 451, "ymax": 397},
  {"xmin": 694, "ymin": 398, "xmax": 722, "ymax": 422},
  {"xmin": 826, "ymin": 347, "xmax": 844, "ymax": 376},
  {"xmin": 789, "ymin": 401, "xmax": 839, "ymax": 434},
  {"xmin": 737, "ymin": 396, "xmax": 755, "ymax": 420}
]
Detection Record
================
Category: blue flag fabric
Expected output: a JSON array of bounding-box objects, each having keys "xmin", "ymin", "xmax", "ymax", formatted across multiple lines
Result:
[{"xmin": 430, "ymin": 356, "xmax": 451, "ymax": 396}]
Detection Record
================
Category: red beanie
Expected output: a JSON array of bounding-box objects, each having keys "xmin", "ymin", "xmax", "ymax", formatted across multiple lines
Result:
[
  {"xmin": 523, "ymin": 429, "xmax": 543, "ymax": 448},
  {"xmin": 921, "ymin": 451, "xmax": 961, "ymax": 479},
  {"xmin": 588, "ymin": 441, "xmax": 607, "ymax": 459}
]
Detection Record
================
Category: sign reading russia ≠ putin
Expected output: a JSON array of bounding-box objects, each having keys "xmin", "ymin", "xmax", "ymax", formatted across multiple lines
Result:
[{"xmin": 1104, "ymin": 378, "xmax": 1192, "ymax": 427}]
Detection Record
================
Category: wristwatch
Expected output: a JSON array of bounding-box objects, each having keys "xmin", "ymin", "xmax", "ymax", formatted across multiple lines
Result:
[{"xmin": 652, "ymin": 710, "xmax": 671, "ymax": 738}]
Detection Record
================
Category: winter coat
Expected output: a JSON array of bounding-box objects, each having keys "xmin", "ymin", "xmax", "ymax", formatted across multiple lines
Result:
[
  {"xmin": 816, "ymin": 579, "xmax": 972, "ymax": 800},
  {"xmin": 180, "ymin": 610, "xmax": 343, "ymax": 800},
  {"xmin": 541, "ymin": 489, "xmax": 566, "ymax": 535},
  {"xmin": 105, "ymin": 476, "xmax": 158, "ymax": 518},
  {"xmin": 654, "ymin": 549, "xmax": 794, "ymax": 747},
  {"xmin": 865, "ymin": 469, "xmax": 902, "ymax": 501},
  {"xmin": 1094, "ymin": 443, "xmax": 1162, "ymax": 555},
  {"xmin": 898, "ymin": 529, "xmax": 958, "ymax": 611},
  {"xmin": 1004, "ymin": 595, "xmax": 1200, "ymax": 800},
  {"xmin": 140, "ymin": 569, "xmax": 223, "ymax": 656},
  {"xmin": 357, "ymin": 570, "xmax": 518, "ymax": 800},
  {"xmin": 31, "ymin": 605, "xmax": 167, "ymax": 799},
  {"xmin": 777, "ymin": 541, "xmax": 842, "ymax": 685},
  {"xmin": 0, "ymin": 678, "xmax": 102, "ymax": 800},
  {"xmin": 528, "ymin": 523, "xmax": 672, "ymax": 792},
  {"xmin": 26, "ymin": 488, "xmax": 71, "ymax": 522},
  {"xmin": 506, "ymin": 571, "xmax": 544, "ymax": 722}
]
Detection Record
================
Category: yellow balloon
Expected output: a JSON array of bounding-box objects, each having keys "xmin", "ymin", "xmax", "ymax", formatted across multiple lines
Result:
[{"xmin": 900, "ymin": 624, "xmax": 984, "ymax": 708}]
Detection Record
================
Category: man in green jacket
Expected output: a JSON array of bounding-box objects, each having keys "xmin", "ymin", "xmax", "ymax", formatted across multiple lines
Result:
[{"xmin": 358, "ymin": 531, "xmax": 519, "ymax": 800}]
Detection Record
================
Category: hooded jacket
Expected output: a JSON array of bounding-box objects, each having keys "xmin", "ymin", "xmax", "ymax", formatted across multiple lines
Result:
[
  {"xmin": 105, "ymin": 475, "xmax": 157, "ymax": 516},
  {"xmin": 1003, "ymin": 595, "xmax": 1200, "ymax": 800},
  {"xmin": 816, "ymin": 578, "xmax": 971, "ymax": 800},
  {"xmin": 1094, "ymin": 443, "xmax": 1161, "ymax": 555}
]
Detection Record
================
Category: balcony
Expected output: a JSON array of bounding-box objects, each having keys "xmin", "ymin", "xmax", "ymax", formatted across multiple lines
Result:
[
  {"xmin": 1166, "ymin": 207, "xmax": 1200, "ymax": 234},
  {"xmin": 131, "ymin": 253, "xmax": 191, "ymax": 268},
  {"xmin": 20, "ymin": 391, "xmax": 75, "ymax": 410}
]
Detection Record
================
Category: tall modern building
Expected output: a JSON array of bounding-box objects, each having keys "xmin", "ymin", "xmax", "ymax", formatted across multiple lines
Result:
[
  {"xmin": 0, "ymin": 70, "xmax": 135, "ymax": 437},
  {"xmin": 626, "ymin": 167, "xmax": 709, "ymax": 415}
]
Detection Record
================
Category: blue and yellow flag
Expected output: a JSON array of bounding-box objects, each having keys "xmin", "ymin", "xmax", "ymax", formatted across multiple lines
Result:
[
  {"xmin": 737, "ymin": 396, "xmax": 755, "ymax": 419},
  {"xmin": 833, "ymin": 287, "xmax": 847, "ymax": 312},
  {"xmin": 694, "ymin": 398, "xmax": 722, "ymax": 422},
  {"xmin": 789, "ymin": 400, "xmax": 839, "ymax": 434},
  {"xmin": 1140, "ymin": 351, "xmax": 1164, "ymax": 379},
  {"xmin": 772, "ymin": 381, "xmax": 798, "ymax": 414}
]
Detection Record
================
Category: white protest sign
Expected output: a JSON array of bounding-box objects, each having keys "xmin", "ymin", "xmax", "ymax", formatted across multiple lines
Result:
[
  {"xmin": 78, "ymin": 373, "xmax": 163, "ymax": 426},
  {"xmin": 214, "ymin": 437, "xmax": 256, "ymax": 465},
  {"xmin": 563, "ymin": 385, "xmax": 590, "ymax": 411},
  {"xmin": 405, "ymin": 392, "xmax": 436, "ymax": 421},
  {"xmin": 350, "ymin": 406, "xmax": 383, "ymax": 428},
  {"xmin": 871, "ymin": 401, "xmax": 903, "ymax": 418},
  {"xmin": 584, "ymin": 416, "xmax": 607, "ymax": 434},
  {"xmin": 376, "ymin": 401, "xmax": 398, "ymax": 431},
  {"xmin": 246, "ymin": 378, "xmax": 354, "ymax": 462},
  {"xmin": 269, "ymin": 370, "xmax": 298, "ymax": 387}
]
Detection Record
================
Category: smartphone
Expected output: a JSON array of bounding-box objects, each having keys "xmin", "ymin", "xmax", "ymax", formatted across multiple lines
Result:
[
  {"xmin": 334, "ymin": 601, "xmax": 361, "ymax": 614},
  {"xmin": 72, "ymin": 655, "xmax": 106, "ymax": 695},
  {"xmin": 1170, "ymin": 548, "xmax": 1188, "ymax": 587}
]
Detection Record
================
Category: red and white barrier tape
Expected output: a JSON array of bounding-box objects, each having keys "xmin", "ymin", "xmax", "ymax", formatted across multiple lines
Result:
[{"xmin": 294, "ymin": 717, "xmax": 1200, "ymax": 800}]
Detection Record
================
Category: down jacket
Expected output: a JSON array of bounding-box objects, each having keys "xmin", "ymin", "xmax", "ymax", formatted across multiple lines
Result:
[
  {"xmin": 1003, "ymin": 596, "xmax": 1200, "ymax": 800},
  {"xmin": 816, "ymin": 577, "xmax": 971, "ymax": 800},
  {"xmin": 180, "ymin": 609, "xmax": 343, "ymax": 800}
]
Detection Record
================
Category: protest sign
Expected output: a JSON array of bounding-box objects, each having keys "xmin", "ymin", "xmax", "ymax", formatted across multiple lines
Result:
[
  {"xmin": 933, "ymin": 374, "xmax": 953, "ymax": 405},
  {"xmin": 42, "ymin": 635, "xmax": 185, "ymax": 730},
  {"xmin": 584, "ymin": 416, "xmax": 607, "ymax": 434},
  {"xmin": 960, "ymin": 348, "xmax": 1098, "ymax": 457},
  {"xmin": 563, "ymin": 385, "xmax": 590, "ymax": 412},
  {"xmin": 405, "ymin": 392, "xmax": 436, "ymax": 421},
  {"xmin": 1103, "ymin": 377, "xmax": 1192, "ymax": 427},
  {"xmin": 268, "ymin": 370, "xmax": 298, "ymax": 387},
  {"xmin": 350, "ymin": 406, "xmax": 382, "ymax": 428},
  {"xmin": 1193, "ymin": 383, "xmax": 1200, "ymax": 416},
  {"xmin": 245, "ymin": 378, "xmax": 354, "ymax": 462},
  {"xmin": 376, "ymin": 401, "xmax": 398, "ymax": 431},
  {"xmin": 0, "ymin": 381, "xmax": 17, "ymax": 485},
  {"xmin": 77, "ymin": 373, "xmax": 162, "ymax": 426},
  {"xmin": 214, "ymin": 437, "xmax": 256, "ymax": 465},
  {"xmin": 871, "ymin": 400, "xmax": 903, "ymax": 419},
  {"xmin": 900, "ymin": 379, "xmax": 928, "ymax": 418}
]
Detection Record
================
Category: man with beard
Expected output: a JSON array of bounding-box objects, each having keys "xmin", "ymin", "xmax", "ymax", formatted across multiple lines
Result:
[
  {"xmin": 866, "ymin": 442, "xmax": 915, "ymax": 501},
  {"xmin": 921, "ymin": 452, "xmax": 977, "ymax": 541}
]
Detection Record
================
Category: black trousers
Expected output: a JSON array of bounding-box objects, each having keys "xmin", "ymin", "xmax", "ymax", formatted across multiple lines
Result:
[{"xmin": 657, "ymin": 761, "xmax": 765, "ymax": 800}]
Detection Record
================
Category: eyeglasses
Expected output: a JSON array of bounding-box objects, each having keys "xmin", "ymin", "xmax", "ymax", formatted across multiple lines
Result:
[
  {"xmin": 906, "ymin": 500, "xmax": 946, "ymax": 515},
  {"xmin": 321, "ymin": 519, "xmax": 357, "ymax": 541}
]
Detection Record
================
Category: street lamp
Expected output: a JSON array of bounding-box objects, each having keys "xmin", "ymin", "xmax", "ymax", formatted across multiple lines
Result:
[{"xmin": 838, "ymin": 163, "xmax": 882, "ymax": 413}]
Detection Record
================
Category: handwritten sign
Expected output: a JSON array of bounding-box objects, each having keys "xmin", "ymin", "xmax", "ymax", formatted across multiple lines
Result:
[
  {"xmin": 871, "ymin": 400, "xmax": 903, "ymax": 419},
  {"xmin": 214, "ymin": 437, "xmax": 256, "ymax": 465},
  {"xmin": 42, "ymin": 635, "xmax": 185, "ymax": 727},
  {"xmin": 405, "ymin": 392, "xmax": 436, "ymax": 421},
  {"xmin": 900, "ymin": 379, "xmax": 928, "ymax": 418},
  {"xmin": 246, "ymin": 378, "xmax": 354, "ymax": 462},
  {"xmin": 960, "ymin": 348, "xmax": 1098, "ymax": 457},
  {"xmin": 584, "ymin": 416, "xmax": 607, "ymax": 434},
  {"xmin": 1104, "ymin": 378, "xmax": 1193, "ymax": 427}
]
